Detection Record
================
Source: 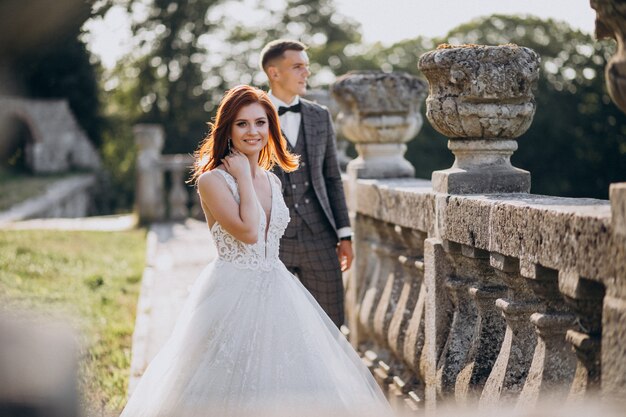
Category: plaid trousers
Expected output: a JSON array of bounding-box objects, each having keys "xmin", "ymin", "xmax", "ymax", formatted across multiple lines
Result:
[{"xmin": 279, "ymin": 224, "xmax": 344, "ymax": 328}]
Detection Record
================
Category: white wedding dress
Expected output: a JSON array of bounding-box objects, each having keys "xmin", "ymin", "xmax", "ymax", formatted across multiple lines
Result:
[{"xmin": 120, "ymin": 169, "xmax": 392, "ymax": 417}]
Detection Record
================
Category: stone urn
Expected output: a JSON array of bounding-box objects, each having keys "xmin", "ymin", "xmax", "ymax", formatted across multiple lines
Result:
[
  {"xmin": 418, "ymin": 44, "xmax": 540, "ymax": 194},
  {"xmin": 304, "ymin": 88, "xmax": 351, "ymax": 171},
  {"xmin": 331, "ymin": 71, "xmax": 427, "ymax": 179}
]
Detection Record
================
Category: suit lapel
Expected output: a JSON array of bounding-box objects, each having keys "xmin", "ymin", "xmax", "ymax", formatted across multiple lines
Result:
[{"xmin": 300, "ymin": 100, "xmax": 320, "ymax": 170}]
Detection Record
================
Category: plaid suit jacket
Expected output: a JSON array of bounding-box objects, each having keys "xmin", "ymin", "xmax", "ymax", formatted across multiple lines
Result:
[{"xmin": 274, "ymin": 98, "xmax": 350, "ymax": 237}]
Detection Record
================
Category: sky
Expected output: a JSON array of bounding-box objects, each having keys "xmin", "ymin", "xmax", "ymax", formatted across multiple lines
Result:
[
  {"xmin": 334, "ymin": 0, "xmax": 596, "ymax": 42},
  {"xmin": 85, "ymin": 0, "xmax": 598, "ymax": 69}
]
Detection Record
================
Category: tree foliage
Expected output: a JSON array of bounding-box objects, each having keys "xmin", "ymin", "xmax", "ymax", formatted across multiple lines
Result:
[
  {"xmin": 8, "ymin": 2, "xmax": 103, "ymax": 147},
  {"xmin": 104, "ymin": 0, "xmax": 363, "ymax": 154}
]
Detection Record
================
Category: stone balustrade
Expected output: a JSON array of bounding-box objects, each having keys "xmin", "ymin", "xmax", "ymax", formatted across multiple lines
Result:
[
  {"xmin": 134, "ymin": 124, "xmax": 200, "ymax": 223},
  {"xmin": 130, "ymin": 37, "xmax": 626, "ymax": 412},
  {"xmin": 333, "ymin": 44, "xmax": 626, "ymax": 413}
]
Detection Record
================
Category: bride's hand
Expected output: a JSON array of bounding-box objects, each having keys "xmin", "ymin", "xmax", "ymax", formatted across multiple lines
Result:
[{"xmin": 222, "ymin": 150, "xmax": 251, "ymax": 180}]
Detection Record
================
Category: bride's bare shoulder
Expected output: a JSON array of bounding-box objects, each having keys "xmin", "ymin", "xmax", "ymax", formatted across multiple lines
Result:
[{"xmin": 197, "ymin": 167, "xmax": 229, "ymax": 195}]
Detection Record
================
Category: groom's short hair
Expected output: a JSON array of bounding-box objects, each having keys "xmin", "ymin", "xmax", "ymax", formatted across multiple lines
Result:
[{"xmin": 260, "ymin": 40, "xmax": 307, "ymax": 72}]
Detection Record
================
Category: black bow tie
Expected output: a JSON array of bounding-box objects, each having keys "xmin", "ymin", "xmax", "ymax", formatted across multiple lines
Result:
[{"xmin": 277, "ymin": 102, "xmax": 301, "ymax": 116}]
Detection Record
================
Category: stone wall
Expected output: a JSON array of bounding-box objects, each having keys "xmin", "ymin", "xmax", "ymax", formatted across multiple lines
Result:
[{"xmin": 0, "ymin": 97, "xmax": 100, "ymax": 174}]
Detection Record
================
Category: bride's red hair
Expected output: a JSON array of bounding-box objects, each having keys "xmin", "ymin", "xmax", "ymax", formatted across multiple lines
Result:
[{"xmin": 191, "ymin": 85, "xmax": 299, "ymax": 184}]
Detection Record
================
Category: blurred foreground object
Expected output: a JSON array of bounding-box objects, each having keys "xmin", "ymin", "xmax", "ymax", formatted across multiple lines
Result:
[
  {"xmin": 590, "ymin": 0, "xmax": 626, "ymax": 113},
  {"xmin": 0, "ymin": 312, "xmax": 80, "ymax": 417}
]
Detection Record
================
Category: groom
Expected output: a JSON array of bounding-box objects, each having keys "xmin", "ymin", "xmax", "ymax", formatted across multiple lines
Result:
[{"xmin": 260, "ymin": 39, "xmax": 353, "ymax": 328}]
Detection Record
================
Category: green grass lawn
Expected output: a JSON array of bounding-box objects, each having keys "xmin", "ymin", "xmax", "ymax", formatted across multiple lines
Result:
[
  {"xmin": 0, "ymin": 228, "xmax": 147, "ymax": 415},
  {"xmin": 0, "ymin": 169, "xmax": 74, "ymax": 211}
]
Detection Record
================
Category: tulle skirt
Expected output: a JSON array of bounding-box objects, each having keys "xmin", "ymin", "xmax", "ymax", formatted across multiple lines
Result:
[{"xmin": 120, "ymin": 259, "xmax": 392, "ymax": 417}]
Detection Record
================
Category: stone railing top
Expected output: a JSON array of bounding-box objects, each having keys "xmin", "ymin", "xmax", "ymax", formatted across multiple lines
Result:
[
  {"xmin": 332, "ymin": 71, "xmax": 427, "ymax": 116},
  {"xmin": 353, "ymin": 178, "xmax": 435, "ymax": 234},
  {"xmin": 159, "ymin": 154, "xmax": 194, "ymax": 172},
  {"xmin": 352, "ymin": 178, "xmax": 619, "ymax": 293}
]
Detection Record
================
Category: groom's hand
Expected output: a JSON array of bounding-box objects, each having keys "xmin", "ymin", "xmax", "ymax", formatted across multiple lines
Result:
[{"xmin": 337, "ymin": 240, "xmax": 353, "ymax": 272}]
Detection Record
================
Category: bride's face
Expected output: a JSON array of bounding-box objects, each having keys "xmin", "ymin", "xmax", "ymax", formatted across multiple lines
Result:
[{"xmin": 230, "ymin": 102, "xmax": 269, "ymax": 155}]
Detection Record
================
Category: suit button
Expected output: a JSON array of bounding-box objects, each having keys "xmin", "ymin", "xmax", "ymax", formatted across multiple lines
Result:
[
  {"xmin": 292, "ymin": 184, "xmax": 296, "ymax": 189},
  {"xmin": 305, "ymin": 198, "xmax": 310, "ymax": 204},
  {"xmin": 301, "ymin": 162, "xmax": 306, "ymax": 167},
  {"xmin": 305, "ymin": 181, "xmax": 309, "ymax": 186},
  {"xmin": 294, "ymin": 203, "xmax": 299, "ymax": 208}
]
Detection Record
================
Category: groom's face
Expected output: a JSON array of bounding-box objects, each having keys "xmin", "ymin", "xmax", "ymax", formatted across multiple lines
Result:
[{"xmin": 271, "ymin": 50, "xmax": 310, "ymax": 98}]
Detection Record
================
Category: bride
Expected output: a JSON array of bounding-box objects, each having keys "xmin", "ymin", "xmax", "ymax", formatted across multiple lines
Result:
[{"xmin": 119, "ymin": 85, "xmax": 392, "ymax": 417}]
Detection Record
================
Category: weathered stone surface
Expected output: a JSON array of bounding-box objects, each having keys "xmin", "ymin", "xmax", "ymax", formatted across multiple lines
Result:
[
  {"xmin": 431, "ymin": 140, "xmax": 531, "ymax": 194},
  {"xmin": 591, "ymin": 0, "xmax": 626, "ymax": 114},
  {"xmin": 350, "ymin": 177, "xmax": 625, "ymax": 407},
  {"xmin": 454, "ymin": 284, "xmax": 507, "ymax": 404},
  {"xmin": 480, "ymin": 299, "xmax": 539, "ymax": 407},
  {"xmin": 437, "ymin": 194, "xmax": 613, "ymax": 283},
  {"xmin": 418, "ymin": 45, "xmax": 539, "ymax": 139},
  {"xmin": 418, "ymin": 45, "xmax": 539, "ymax": 194},
  {"xmin": 372, "ymin": 226, "xmax": 406, "ymax": 348},
  {"xmin": 0, "ymin": 96, "xmax": 100, "ymax": 173},
  {"xmin": 517, "ymin": 312, "xmax": 577, "ymax": 407},
  {"xmin": 332, "ymin": 71, "xmax": 427, "ymax": 179},
  {"xmin": 332, "ymin": 71, "xmax": 427, "ymax": 142},
  {"xmin": 388, "ymin": 229, "xmax": 427, "ymax": 360},
  {"xmin": 423, "ymin": 238, "xmax": 454, "ymax": 408},
  {"xmin": 610, "ymin": 182, "xmax": 626, "ymax": 237},
  {"xmin": 602, "ymin": 295, "xmax": 626, "ymax": 401},
  {"xmin": 353, "ymin": 178, "xmax": 435, "ymax": 234}
]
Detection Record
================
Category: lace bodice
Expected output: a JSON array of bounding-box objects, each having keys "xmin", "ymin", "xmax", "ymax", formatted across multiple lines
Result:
[{"xmin": 210, "ymin": 169, "xmax": 290, "ymax": 271}]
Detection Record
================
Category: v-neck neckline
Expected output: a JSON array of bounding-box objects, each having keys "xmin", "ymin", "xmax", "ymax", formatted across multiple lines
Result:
[{"xmin": 256, "ymin": 170, "xmax": 273, "ymax": 243}]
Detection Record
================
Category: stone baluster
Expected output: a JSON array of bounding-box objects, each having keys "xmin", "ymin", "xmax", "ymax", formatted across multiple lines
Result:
[
  {"xmin": 386, "ymin": 246, "xmax": 426, "ymax": 411},
  {"xmin": 516, "ymin": 263, "xmax": 577, "ymax": 408},
  {"xmin": 388, "ymin": 228, "xmax": 427, "ymax": 360},
  {"xmin": 160, "ymin": 154, "xmax": 193, "ymax": 221},
  {"xmin": 331, "ymin": 71, "xmax": 427, "ymax": 181},
  {"xmin": 453, "ymin": 247, "xmax": 507, "ymax": 405},
  {"xmin": 373, "ymin": 224, "xmax": 408, "ymax": 349},
  {"xmin": 134, "ymin": 124, "xmax": 165, "ymax": 223},
  {"xmin": 370, "ymin": 224, "xmax": 415, "ymax": 396},
  {"xmin": 418, "ymin": 44, "xmax": 539, "ymax": 194},
  {"xmin": 480, "ymin": 254, "xmax": 540, "ymax": 407},
  {"xmin": 353, "ymin": 215, "xmax": 383, "ymax": 346},
  {"xmin": 168, "ymin": 165, "xmax": 189, "ymax": 220},
  {"xmin": 557, "ymin": 271, "xmax": 605, "ymax": 399},
  {"xmin": 434, "ymin": 244, "xmax": 480, "ymax": 399},
  {"xmin": 603, "ymin": 183, "xmax": 626, "ymax": 401}
]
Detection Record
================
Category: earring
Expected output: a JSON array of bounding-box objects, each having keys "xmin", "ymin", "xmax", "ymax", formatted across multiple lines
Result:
[{"xmin": 227, "ymin": 137, "xmax": 232, "ymax": 153}]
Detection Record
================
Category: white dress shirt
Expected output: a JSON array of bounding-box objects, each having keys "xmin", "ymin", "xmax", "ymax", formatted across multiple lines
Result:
[{"xmin": 268, "ymin": 92, "xmax": 301, "ymax": 148}]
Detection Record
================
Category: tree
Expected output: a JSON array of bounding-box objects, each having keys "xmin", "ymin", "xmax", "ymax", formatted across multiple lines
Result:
[
  {"xmin": 7, "ymin": 1, "xmax": 103, "ymax": 147},
  {"xmin": 102, "ymin": 0, "xmax": 364, "ymax": 154}
]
